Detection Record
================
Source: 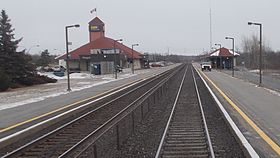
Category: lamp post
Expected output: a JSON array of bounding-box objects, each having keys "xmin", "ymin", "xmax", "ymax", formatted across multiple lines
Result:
[
  {"xmin": 225, "ymin": 36, "xmax": 235, "ymax": 77},
  {"xmin": 131, "ymin": 44, "xmax": 139, "ymax": 74},
  {"xmin": 113, "ymin": 39, "xmax": 123, "ymax": 79},
  {"xmin": 65, "ymin": 24, "xmax": 80, "ymax": 92},
  {"xmin": 214, "ymin": 43, "xmax": 222, "ymax": 69},
  {"xmin": 248, "ymin": 22, "xmax": 262, "ymax": 86},
  {"xmin": 214, "ymin": 43, "xmax": 221, "ymax": 50},
  {"xmin": 27, "ymin": 45, "xmax": 40, "ymax": 53}
]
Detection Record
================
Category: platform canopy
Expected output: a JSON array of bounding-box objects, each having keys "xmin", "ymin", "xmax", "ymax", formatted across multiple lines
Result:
[{"xmin": 210, "ymin": 47, "xmax": 240, "ymax": 57}]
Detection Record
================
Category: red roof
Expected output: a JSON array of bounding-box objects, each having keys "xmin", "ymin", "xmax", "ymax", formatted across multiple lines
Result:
[
  {"xmin": 209, "ymin": 47, "xmax": 239, "ymax": 57},
  {"xmin": 56, "ymin": 37, "xmax": 142, "ymax": 60}
]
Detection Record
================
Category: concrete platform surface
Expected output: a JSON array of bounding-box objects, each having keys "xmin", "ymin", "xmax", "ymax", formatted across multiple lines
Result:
[
  {"xmin": 195, "ymin": 64, "xmax": 280, "ymax": 157},
  {"xmin": 220, "ymin": 67, "xmax": 280, "ymax": 92}
]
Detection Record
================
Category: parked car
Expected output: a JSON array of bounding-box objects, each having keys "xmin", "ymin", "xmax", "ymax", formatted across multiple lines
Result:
[
  {"xmin": 201, "ymin": 62, "xmax": 212, "ymax": 71},
  {"xmin": 53, "ymin": 65, "xmax": 66, "ymax": 77},
  {"xmin": 53, "ymin": 65, "xmax": 66, "ymax": 72},
  {"xmin": 53, "ymin": 71, "xmax": 65, "ymax": 77}
]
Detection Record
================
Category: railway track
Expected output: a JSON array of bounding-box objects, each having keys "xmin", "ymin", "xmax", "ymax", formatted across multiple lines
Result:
[
  {"xmin": 1, "ymin": 65, "xmax": 183, "ymax": 158},
  {"xmin": 155, "ymin": 66, "xmax": 215, "ymax": 158},
  {"xmin": 1, "ymin": 64, "xmax": 256, "ymax": 157}
]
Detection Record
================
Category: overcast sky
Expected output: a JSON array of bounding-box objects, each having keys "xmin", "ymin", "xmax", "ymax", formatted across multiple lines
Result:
[{"xmin": 1, "ymin": 0, "xmax": 280, "ymax": 55}]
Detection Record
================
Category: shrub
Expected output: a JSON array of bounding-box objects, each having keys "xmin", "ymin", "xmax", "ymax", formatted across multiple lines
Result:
[
  {"xmin": 17, "ymin": 74, "xmax": 57, "ymax": 86},
  {"xmin": 18, "ymin": 76, "xmax": 34, "ymax": 86}
]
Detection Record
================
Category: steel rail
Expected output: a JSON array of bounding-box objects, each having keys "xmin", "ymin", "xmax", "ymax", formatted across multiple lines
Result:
[
  {"xmin": 155, "ymin": 65, "xmax": 215, "ymax": 158},
  {"xmin": 59, "ymin": 64, "xmax": 183, "ymax": 158},
  {"xmin": 191, "ymin": 66, "xmax": 215, "ymax": 158},
  {"xmin": 2, "ymin": 66, "xmax": 179, "ymax": 158},
  {"xmin": 154, "ymin": 66, "xmax": 188, "ymax": 158}
]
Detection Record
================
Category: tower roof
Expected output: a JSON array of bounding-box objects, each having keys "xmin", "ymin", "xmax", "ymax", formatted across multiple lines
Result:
[{"xmin": 89, "ymin": 17, "xmax": 104, "ymax": 25}]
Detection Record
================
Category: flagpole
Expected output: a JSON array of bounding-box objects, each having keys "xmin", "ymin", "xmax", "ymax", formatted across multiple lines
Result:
[{"xmin": 90, "ymin": 8, "xmax": 97, "ymax": 17}]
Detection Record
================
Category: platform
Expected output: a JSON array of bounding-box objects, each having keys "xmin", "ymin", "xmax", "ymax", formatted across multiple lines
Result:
[{"xmin": 194, "ymin": 63, "xmax": 280, "ymax": 157}]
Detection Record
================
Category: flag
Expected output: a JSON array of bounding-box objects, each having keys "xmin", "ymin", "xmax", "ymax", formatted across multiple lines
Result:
[{"xmin": 90, "ymin": 8, "xmax": 97, "ymax": 14}]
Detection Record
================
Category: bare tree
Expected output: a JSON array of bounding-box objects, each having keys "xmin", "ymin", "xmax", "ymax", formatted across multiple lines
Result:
[
  {"xmin": 241, "ymin": 34, "xmax": 279, "ymax": 70},
  {"xmin": 241, "ymin": 35, "xmax": 260, "ymax": 69}
]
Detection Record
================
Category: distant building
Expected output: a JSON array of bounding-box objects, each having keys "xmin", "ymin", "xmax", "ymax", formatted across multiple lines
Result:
[
  {"xmin": 56, "ymin": 17, "xmax": 145, "ymax": 74},
  {"xmin": 207, "ymin": 47, "xmax": 240, "ymax": 69}
]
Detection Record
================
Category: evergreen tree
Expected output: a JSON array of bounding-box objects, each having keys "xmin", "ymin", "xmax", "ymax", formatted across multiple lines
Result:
[
  {"xmin": 0, "ymin": 68, "xmax": 10, "ymax": 91},
  {"xmin": 0, "ymin": 10, "xmax": 21, "ymax": 54},
  {"xmin": 0, "ymin": 10, "xmax": 56, "ymax": 90},
  {"xmin": 37, "ymin": 49, "xmax": 51, "ymax": 66},
  {"xmin": 0, "ymin": 10, "xmax": 34, "ymax": 86}
]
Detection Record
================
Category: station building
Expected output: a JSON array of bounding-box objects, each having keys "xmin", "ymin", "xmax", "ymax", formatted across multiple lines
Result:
[
  {"xmin": 56, "ymin": 17, "xmax": 147, "ymax": 75},
  {"xmin": 207, "ymin": 47, "xmax": 240, "ymax": 69}
]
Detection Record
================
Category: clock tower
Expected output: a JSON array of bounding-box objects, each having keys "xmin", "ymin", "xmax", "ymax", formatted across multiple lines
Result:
[{"xmin": 89, "ymin": 17, "xmax": 105, "ymax": 42}]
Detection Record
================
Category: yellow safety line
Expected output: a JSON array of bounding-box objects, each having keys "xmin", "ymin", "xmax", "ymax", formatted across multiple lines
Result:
[
  {"xmin": 198, "ymin": 68, "xmax": 280, "ymax": 155},
  {"xmin": 0, "ymin": 79, "xmax": 143, "ymax": 133}
]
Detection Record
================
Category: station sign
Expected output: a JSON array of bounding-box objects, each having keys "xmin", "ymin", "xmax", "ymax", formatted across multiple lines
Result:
[
  {"xmin": 80, "ymin": 55, "xmax": 91, "ymax": 60},
  {"xmin": 89, "ymin": 25, "xmax": 103, "ymax": 32},
  {"xmin": 101, "ymin": 49, "xmax": 120, "ymax": 54}
]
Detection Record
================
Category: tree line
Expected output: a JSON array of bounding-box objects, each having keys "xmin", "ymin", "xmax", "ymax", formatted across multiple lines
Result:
[
  {"xmin": 0, "ymin": 10, "xmax": 56, "ymax": 92},
  {"xmin": 239, "ymin": 35, "xmax": 280, "ymax": 69},
  {"xmin": 147, "ymin": 53, "xmax": 190, "ymax": 63}
]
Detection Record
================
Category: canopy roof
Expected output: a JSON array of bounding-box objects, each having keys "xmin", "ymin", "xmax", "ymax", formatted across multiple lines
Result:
[{"xmin": 210, "ymin": 47, "xmax": 240, "ymax": 57}]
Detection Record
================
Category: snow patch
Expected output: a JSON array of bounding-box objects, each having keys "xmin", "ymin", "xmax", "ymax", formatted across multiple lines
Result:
[
  {"xmin": 0, "ymin": 80, "xmax": 113, "ymax": 111},
  {"xmin": 123, "ymin": 73, "xmax": 137, "ymax": 77},
  {"xmin": 69, "ymin": 73, "xmax": 92, "ymax": 79},
  {"xmin": 0, "ymin": 91, "xmax": 66, "ymax": 111},
  {"xmin": 266, "ymin": 89, "xmax": 280, "ymax": 97},
  {"xmin": 0, "ymin": 72, "xmax": 138, "ymax": 111},
  {"xmin": 38, "ymin": 72, "xmax": 93, "ymax": 80},
  {"xmin": 271, "ymin": 73, "xmax": 280, "ymax": 76},
  {"xmin": 77, "ymin": 82, "xmax": 91, "ymax": 85},
  {"xmin": 38, "ymin": 72, "xmax": 64, "ymax": 80},
  {"xmin": 102, "ymin": 77, "xmax": 115, "ymax": 80}
]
